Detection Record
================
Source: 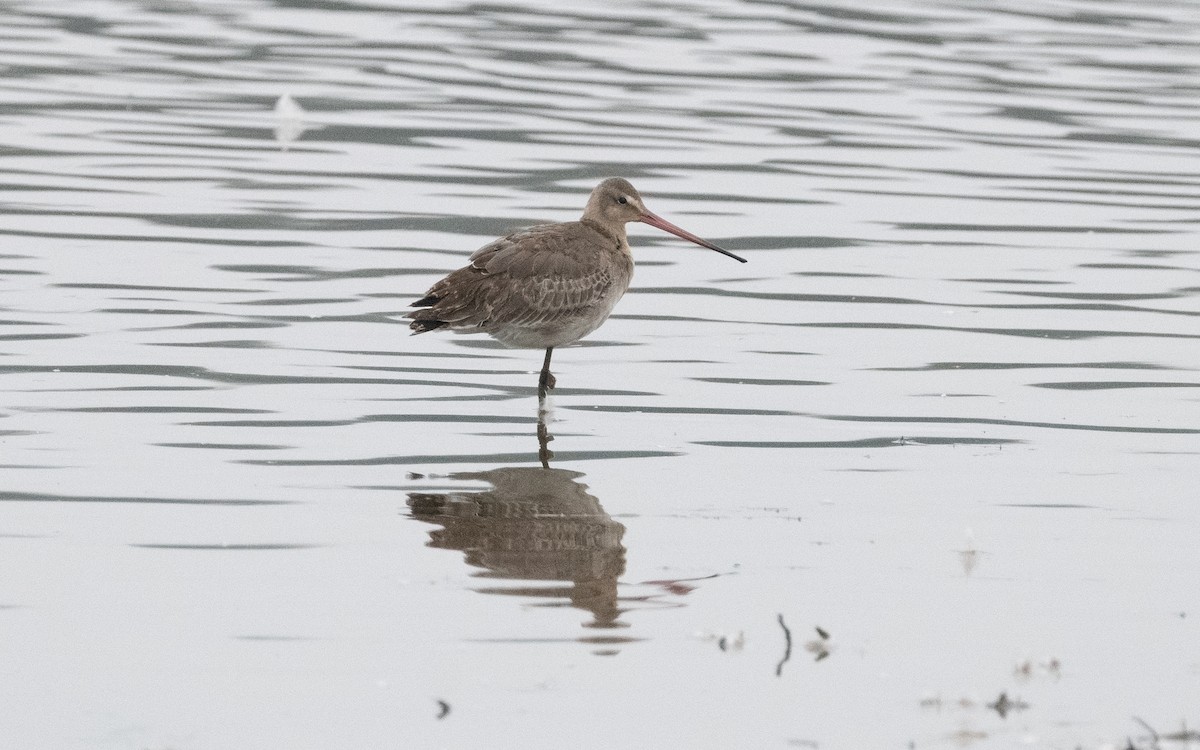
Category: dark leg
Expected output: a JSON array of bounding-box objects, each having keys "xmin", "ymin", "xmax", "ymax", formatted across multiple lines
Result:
[
  {"xmin": 538, "ymin": 347, "xmax": 556, "ymax": 397},
  {"xmin": 535, "ymin": 350, "xmax": 555, "ymax": 466}
]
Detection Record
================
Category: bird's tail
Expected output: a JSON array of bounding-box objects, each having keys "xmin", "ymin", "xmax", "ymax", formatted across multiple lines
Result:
[{"xmin": 406, "ymin": 291, "xmax": 455, "ymax": 335}]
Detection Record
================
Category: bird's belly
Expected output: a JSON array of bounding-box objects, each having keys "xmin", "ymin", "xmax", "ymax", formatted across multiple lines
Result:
[
  {"xmin": 487, "ymin": 308, "xmax": 614, "ymax": 349},
  {"xmin": 483, "ymin": 281, "xmax": 626, "ymax": 349}
]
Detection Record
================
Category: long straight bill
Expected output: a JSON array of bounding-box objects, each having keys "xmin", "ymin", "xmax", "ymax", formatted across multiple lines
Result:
[{"xmin": 639, "ymin": 211, "xmax": 747, "ymax": 263}]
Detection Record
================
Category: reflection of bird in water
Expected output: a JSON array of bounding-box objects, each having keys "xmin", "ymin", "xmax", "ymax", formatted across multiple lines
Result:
[
  {"xmin": 407, "ymin": 467, "xmax": 627, "ymax": 631},
  {"xmin": 406, "ymin": 178, "xmax": 746, "ymax": 397}
]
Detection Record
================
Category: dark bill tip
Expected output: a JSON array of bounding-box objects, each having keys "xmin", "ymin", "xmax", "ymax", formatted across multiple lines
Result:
[{"xmin": 639, "ymin": 212, "xmax": 747, "ymax": 263}]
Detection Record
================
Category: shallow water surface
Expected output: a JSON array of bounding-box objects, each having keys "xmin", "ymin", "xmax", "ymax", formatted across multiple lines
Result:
[{"xmin": 1, "ymin": 1, "xmax": 1198, "ymax": 748}]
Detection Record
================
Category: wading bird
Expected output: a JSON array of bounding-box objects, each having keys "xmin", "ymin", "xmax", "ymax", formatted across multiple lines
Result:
[{"xmin": 407, "ymin": 178, "xmax": 746, "ymax": 396}]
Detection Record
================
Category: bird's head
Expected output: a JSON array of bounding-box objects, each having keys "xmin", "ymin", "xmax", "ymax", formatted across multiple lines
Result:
[{"xmin": 582, "ymin": 177, "xmax": 747, "ymax": 263}]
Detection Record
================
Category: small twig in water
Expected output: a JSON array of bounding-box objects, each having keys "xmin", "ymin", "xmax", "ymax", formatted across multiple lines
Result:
[
  {"xmin": 436, "ymin": 700, "xmax": 451, "ymax": 720},
  {"xmin": 775, "ymin": 613, "xmax": 793, "ymax": 677},
  {"xmin": 1132, "ymin": 716, "xmax": 1162, "ymax": 750}
]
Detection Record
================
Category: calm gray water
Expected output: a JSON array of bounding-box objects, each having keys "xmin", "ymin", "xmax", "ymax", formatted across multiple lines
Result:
[{"xmin": 2, "ymin": 1, "xmax": 1198, "ymax": 748}]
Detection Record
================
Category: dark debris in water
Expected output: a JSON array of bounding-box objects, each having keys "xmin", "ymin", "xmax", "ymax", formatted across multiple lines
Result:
[
  {"xmin": 805, "ymin": 626, "xmax": 832, "ymax": 662},
  {"xmin": 987, "ymin": 691, "xmax": 1029, "ymax": 719}
]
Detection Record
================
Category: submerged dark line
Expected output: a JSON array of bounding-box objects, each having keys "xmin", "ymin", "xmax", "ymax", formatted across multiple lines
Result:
[
  {"xmin": 54, "ymin": 282, "xmax": 264, "ymax": 293},
  {"xmin": 0, "ymin": 228, "xmax": 304, "ymax": 246},
  {"xmin": 239, "ymin": 449, "xmax": 680, "ymax": 466},
  {"xmin": 1031, "ymin": 381, "xmax": 1200, "ymax": 391},
  {"xmin": 38, "ymin": 406, "xmax": 271, "ymax": 414},
  {"xmin": 562, "ymin": 405, "xmax": 797, "ymax": 416},
  {"xmin": 0, "ymin": 491, "xmax": 288, "ymax": 505},
  {"xmin": 131, "ymin": 543, "xmax": 322, "ymax": 550},
  {"xmin": 788, "ymin": 322, "xmax": 1200, "ymax": 341},
  {"xmin": 0, "ymin": 363, "xmax": 520, "ymax": 391},
  {"xmin": 873, "ymin": 361, "xmax": 1175, "ymax": 372},
  {"xmin": 692, "ymin": 377, "xmax": 830, "ymax": 386},
  {"xmin": 812, "ymin": 414, "xmax": 1200, "ymax": 434},
  {"xmin": 698, "ymin": 437, "xmax": 1017, "ymax": 449},
  {"xmin": 999, "ymin": 503, "xmax": 1096, "ymax": 509},
  {"xmin": 632, "ymin": 287, "xmax": 922, "ymax": 304}
]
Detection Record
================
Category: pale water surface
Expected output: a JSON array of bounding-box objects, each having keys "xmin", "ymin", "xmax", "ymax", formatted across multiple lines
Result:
[{"xmin": 1, "ymin": 1, "xmax": 1198, "ymax": 748}]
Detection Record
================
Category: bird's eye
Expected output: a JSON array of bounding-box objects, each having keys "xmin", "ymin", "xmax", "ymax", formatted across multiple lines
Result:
[{"xmin": 617, "ymin": 196, "xmax": 628, "ymax": 205}]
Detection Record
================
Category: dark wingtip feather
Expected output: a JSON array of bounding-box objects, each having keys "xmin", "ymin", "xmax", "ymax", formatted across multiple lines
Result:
[
  {"xmin": 410, "ymin": 294, "xmax": 439, "ymax": 308},
  {"xmin": 409, "ymin": 319, "xmax": 448, "ymax": 335}
]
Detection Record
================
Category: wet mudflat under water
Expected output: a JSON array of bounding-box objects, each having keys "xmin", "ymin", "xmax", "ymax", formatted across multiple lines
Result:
[{"xmin": 1, "ymin": 1, "xmax": 1198, "ymax": 748}]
